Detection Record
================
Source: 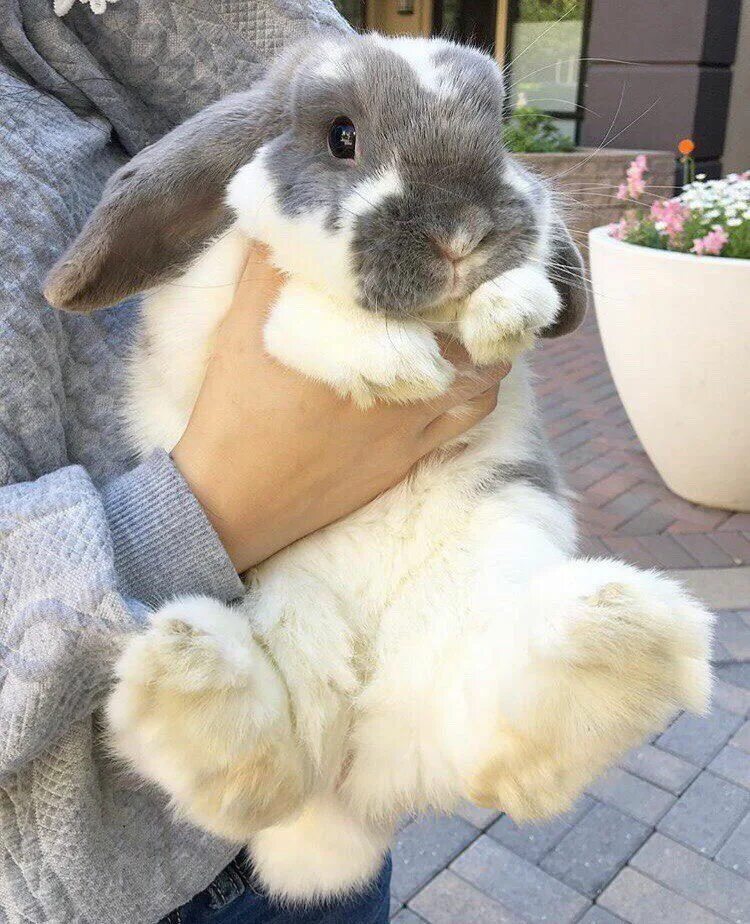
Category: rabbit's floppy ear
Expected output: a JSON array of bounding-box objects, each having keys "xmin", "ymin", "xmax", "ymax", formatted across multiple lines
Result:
[
  {"xmin": 540, "ymin": 222, "xmax": 588, "ymax": 338},
  {"xmin": 44, "ymin": 92, "xmax": 270, "ymax": 312}
]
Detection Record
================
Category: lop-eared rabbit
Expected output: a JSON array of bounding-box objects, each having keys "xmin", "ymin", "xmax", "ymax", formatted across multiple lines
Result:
[{"xmin": 47, "ymin": 33, "xmax": 712, "ymax": 904}]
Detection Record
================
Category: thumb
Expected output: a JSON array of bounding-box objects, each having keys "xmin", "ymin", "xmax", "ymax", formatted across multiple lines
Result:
[{"xmin": 228, "ymin": 240, "xmax": 285, "ymax": 334}]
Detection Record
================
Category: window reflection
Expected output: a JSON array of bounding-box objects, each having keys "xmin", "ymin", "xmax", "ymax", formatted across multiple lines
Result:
[{"xmin": 507, "ymin": 0, "xmax": 587, "ymax": 139}]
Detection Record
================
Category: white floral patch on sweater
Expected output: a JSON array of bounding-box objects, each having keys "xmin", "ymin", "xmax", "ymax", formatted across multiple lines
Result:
[{"xmin": 54, "ymin": 0, "xmax": 118, "ymax": 15}]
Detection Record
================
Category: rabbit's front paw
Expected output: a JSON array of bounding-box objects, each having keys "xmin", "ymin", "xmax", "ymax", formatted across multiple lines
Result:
[
  {"xmin": 107, "ymin": 597, "xmax": 306, "ymax": 838},
  {"xmin": 469, "ymin": 561, "xmax": 712, "ymax": 821},
  {"xmin": 460, "ymin": 265, "xmax": 561, "ymax": 365},
  {"xmin": 265, "ymin": 281, "xmax": 453, "ymax": 408},
  {"xmin": 342, "ymin": 323, "xmax": 454, "ymax": 407}
]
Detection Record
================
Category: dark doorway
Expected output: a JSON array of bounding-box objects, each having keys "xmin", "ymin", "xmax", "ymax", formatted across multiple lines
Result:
[{"xmin": 433, "ymin": 0, "xmax": 499, "ymax": 53}]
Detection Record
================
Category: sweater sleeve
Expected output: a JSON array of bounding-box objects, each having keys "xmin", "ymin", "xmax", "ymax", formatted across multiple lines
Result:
[
  {"xmin": 0, "ymin": 457, "xmax": 244, "ymax": 778},
  {"xmin": 0, "ymin": 56, "xmax": 248, "ymax": 777},
  {"xmin": 101, "ymin": 448, "xmax": 244, "ymax": 608},
  {"xmin": 0, "ymin": 464, "xmax": 140, "ymax": 778}
]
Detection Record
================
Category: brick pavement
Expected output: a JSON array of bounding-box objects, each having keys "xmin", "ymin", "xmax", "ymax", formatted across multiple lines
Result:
[
  {"xmin": 531, "ymin": 312, "xmax": 750, "ymax": 569},
  {"xmin": 390, "ymin": 611, "xmax": 750, "ymax": 923}
]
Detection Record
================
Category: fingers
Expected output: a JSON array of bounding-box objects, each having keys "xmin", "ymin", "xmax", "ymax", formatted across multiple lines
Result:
[
  {"xmin": 229, "ymin": 241, "xmax": 285, "ymax": 329},
  {"xmin": 425, "ymin": 359, "xmax": 510, "ymax": 418},
  {"xmin": 239, "ymin": 241, "xmax": 273, "ymax": 281},
  {"xmin": 436, "ymin": 336, "xmax": 474, "ymax": 369},
  {"xmin": 239, "ymin": 241, "xmax": 285, "ymax": 291},
  {"xmin": 421, "ymin": 381, "xmax": 501, "ymax": 449}
]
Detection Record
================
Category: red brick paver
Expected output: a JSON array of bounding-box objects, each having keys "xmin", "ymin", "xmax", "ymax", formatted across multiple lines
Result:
[{"xmin": 534, "ymin": 313, "xmax": 748, "ymax": 569}]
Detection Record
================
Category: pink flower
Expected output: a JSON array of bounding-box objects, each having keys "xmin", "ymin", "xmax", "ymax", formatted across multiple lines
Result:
[
  {"xmin": 691, "ymin": 227, "xmax": 728, "ymax": 256},
  {"xmin": 608, "ymin": 217, "xmax": 633, "ymax": 240},
  {"xmin": 620, "ymin": 155, "xmax": 649, "ymax": 200},
  {"xmin": 650, "ymin": 198, "xmax": 688, "ymax": 241}
]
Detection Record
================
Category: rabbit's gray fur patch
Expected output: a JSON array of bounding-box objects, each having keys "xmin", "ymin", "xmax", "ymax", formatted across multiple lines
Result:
[{"xmin": 46, "ymin": 33, "xmax": 586, "ymax": 336}]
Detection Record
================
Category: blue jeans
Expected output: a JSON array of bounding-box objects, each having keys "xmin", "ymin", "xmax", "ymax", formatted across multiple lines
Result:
[{"xmin": 160, "ymin": 853, "xmax": 391, "ymax": 924}]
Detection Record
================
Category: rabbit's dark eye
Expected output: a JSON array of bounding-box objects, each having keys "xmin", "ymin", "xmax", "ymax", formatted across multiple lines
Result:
[{"xmin": 328, "ymin": 117, "xmax": 356, "ymax": 159}]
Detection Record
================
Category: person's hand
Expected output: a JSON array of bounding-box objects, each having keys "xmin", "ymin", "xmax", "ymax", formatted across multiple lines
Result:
[{"xmin": 171, "ymin": 245, "xmax": 511, "ymax": 572}]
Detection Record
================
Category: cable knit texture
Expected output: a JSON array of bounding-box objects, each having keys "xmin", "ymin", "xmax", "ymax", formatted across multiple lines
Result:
[{"xmin": 0, "ymin": 0, "xmax": 349, "ymax": 921}]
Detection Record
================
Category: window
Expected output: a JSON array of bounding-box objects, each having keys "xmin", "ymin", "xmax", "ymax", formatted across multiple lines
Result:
[{"xmin": 505, "ymin": 0, "xmax": 589, "ymax": 143}]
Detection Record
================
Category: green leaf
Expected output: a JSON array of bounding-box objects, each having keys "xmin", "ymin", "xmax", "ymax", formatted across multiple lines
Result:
[{"xmin": 502, "ymin": 106, "xmax": 575, "ymax": 154}]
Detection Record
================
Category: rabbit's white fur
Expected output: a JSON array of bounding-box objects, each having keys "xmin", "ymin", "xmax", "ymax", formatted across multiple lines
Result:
[
  {"xmin": 113, "ymin": 242, "xmax": 711, "ymax": 902},
  {"xmin": 106, "ymin": 38, "xmax": 713, "ymax": 904}
]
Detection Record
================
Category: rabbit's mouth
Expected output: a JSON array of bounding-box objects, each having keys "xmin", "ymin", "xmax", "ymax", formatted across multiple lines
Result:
[{"xmin": 445, "ymin": 251, "xmax": 488, "ymax": 299}]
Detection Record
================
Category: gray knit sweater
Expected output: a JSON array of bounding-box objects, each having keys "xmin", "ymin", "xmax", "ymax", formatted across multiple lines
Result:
[{"xmin": 0, "ymin": 1, "xmax": 347, "ymax": 922}]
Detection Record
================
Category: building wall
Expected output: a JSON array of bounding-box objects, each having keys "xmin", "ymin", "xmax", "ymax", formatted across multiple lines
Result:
[
  {"xmin": 724, "ymin": 0, "xmax": 750, "ymax": 172},
  {"xmin": 580, "ymin": 0, "xmax": 742, "ymax": 174}
]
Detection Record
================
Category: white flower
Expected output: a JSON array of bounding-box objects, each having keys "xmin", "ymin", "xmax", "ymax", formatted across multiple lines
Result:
[
  {"xmin": 676, "ymin": 174, "xmax": 750, "ymax": 218},
  {"xmin": 696, "ymin": 173, "xmax": 707, "ymax": 180},
  {"xmin": 727, "ymin": 217, "xmax": 743, "ymax": 227}
]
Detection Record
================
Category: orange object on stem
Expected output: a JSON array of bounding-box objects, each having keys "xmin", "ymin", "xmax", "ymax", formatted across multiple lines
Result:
[{"xmin": 678, "ymin": 138, "xmax": 695, "ymax": 155}]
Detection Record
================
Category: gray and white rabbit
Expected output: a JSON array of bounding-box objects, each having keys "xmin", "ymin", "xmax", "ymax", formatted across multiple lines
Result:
[{"xmin": 46, "ymin": 33, "xmax": 712, "ymax": 904}]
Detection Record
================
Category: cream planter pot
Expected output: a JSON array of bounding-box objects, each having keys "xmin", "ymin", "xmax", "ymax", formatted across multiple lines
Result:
[{"xmin": 588, "ymin": 225, "xmax": 750, "ymax": 512}]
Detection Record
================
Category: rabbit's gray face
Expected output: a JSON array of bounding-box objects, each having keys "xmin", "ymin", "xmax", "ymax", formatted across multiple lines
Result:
[{"xmin": 229, "ymin": 35, "xmax": 547, "ymax": 318}]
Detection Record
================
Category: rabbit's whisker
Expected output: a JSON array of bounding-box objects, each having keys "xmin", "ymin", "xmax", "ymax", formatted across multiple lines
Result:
[{"xmin": 549, "ymin": 96, "xmax": 661, "ymax": 183}]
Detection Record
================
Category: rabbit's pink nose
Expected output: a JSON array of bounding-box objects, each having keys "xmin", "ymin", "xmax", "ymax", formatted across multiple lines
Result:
[{"xmin": 430, "ymin": 234, "xmax": 478, "ymax": 264}]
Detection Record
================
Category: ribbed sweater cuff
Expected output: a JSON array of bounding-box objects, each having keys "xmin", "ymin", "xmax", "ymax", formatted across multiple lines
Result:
[{"xmin": 102, "ymin": 449, "xmax": 244, "ymax": 608}]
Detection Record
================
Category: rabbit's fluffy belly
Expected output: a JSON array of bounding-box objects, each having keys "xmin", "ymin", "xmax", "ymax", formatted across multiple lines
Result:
[{"xmin": 113, "ymin": 317, "xmax": 712, "ymax": 901}]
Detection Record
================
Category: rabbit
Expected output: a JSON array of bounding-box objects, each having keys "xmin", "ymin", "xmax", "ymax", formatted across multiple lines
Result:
[{"xmin": 45, "ymin": 32, "xmax": 713, "ymax": 905}]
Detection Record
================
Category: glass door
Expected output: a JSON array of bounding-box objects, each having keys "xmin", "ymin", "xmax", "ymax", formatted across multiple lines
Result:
[
  {"xmin": 505, "ymin": 0, "xmax": 589, "ymax": 144},
  {"xmin": 432, "ymin": 0, "xmax": 499, "ymax": 52}
]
